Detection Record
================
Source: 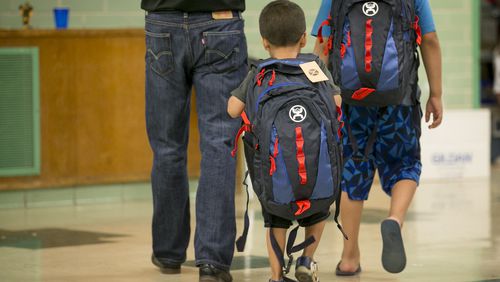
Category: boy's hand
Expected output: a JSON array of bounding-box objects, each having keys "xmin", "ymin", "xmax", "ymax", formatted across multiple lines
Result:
[
  {"xmin": 333, "ymin": 95, "xmax": 342, "ymax": 107},
  {"xmin": 425, "ymin": 96, "xmax": 443, "ymax": 129}
]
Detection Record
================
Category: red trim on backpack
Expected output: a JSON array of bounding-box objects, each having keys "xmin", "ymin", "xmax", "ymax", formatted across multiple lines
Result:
[
  {"xmin": 256, "ymin": 68, "xmax": 266, "ymax": 86},
  {"xmin": 241, "ymin": 111, "xmax": 251, "ymax": 126},
  {"xmin": 295, "ymin": 127, "xmax": 307, "ymax": 185},
  {"xmin": 268, "ymin": 70, "xmax": 276, "ymax": 86},
  {"xmin": 317, "ymin": 15, "xmax": 332, "ymax": 44},
  {"xmin": 351, "ymin": 87, "xmax": 376, "ymax": 101},
  {"xmin": 269, "ymin": 136, "xmax": 279, "ymax": 175},
  {"xmin": 316, "ymin": 14, "xmax": 333, "ymax": 56},
  {"xmin": 336, "ymin": 106, "xmax": 344, "ymax": 139},
  {"xmin": 365, "ymin": 19, "xmax": 373, "ymax": 73},
  {"xmin": 294, "ymin": 200, "xmax": 311, "ymax": 216},
  {"xmin": 340, "ymin": 30, "xmax": 351, "ymax": 59},
  {"xmin": 325, "ymin": 35, "xmax": 333, "ymax": 56},
  {"xmin": 269, "ymin": 156, "xmax": 276, "ymax": 176},
  {"xmin": 340, "ymin": 43, "xmax": 346, "ymax": 59},
  {"xmin": 230, "ymin": 112, "xmax": 251, "ymax": 157},
  {"xmin": 413, "ymin": 16, "xmax": 422, "ymax": 45}
]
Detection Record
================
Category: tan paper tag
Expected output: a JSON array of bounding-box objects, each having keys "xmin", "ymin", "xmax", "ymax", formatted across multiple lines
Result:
[
  {"xmin": 299, "ymin": 61, "xmax": 329, "ymax": 83},
  {"xmin": 212, "ymin": 11, "xmax": 233, "ymax": 20}
]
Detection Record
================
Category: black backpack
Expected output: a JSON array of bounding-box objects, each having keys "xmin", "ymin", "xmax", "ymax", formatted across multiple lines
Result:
[
  {"xmin": 231, "ymin": 54, "xmax": 347, "ymax": 278},
  {"xmin": 318, "ymin": 0, "xmax": 421, "ymax": 106}
]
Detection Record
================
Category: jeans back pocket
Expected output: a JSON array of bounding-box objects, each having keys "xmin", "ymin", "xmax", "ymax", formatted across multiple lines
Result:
[
  {"xmin": 146, "ymin": 31, "xmax": 174, "ymax": 78},
  {"xmin": 203, "ymin": 30, "xmax": 246, "ymax": 73}
]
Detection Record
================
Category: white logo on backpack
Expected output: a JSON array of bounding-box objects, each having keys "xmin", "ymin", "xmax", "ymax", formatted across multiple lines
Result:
[
  {"xmin": 289, "ymin": 105, "xmax": 307, "ymax": 123},
  {"xmin": 362, "ymin": 2, "xmax": 379, "ymax": 17}
]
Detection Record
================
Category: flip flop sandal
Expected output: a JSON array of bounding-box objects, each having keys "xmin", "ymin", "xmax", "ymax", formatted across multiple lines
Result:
[
  {"xmin": 335, "ymin": 261, "xmax": 361, "ymax": 276},
  {"xmin": 381, "ymin": 219, "xmax": 406, "ymax": 273}
]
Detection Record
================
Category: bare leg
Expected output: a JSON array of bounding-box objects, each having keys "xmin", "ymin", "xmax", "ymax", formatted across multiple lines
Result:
[
  {"xmin": 338, "ymin": 191, "xmax": 364, "ymax": 272},
  {"xmin": 302, "ymin": 220, "xmax": 327, "ymax": 258},
  {"xmin": 266, "ymin": 228, "xmax": 287, "ymax": 281},
  {"xmin": 380, "ymin": 179, "xmax": 417, "ymax": 273},
  {"xmin": 387, "ymin": 179, "xmax": 417, "ymax": 227}
]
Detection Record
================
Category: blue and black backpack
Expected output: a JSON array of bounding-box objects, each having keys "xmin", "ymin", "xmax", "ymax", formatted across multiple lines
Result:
[
  {"xmin": 317, "ymin": 0, "xmax": 422, "ymax": 106},
  {"xmin": 231, "ymin": 54, "xmax": 346, "ymax": 278}
]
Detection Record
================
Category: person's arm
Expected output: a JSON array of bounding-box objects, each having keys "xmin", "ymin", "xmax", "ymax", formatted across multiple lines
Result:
[
  {"xmin": 311, "ymin": 0, "xmax": 331, "ymax": 64},
  {"xmin": 333, "ymin": 94, "xmax": 342, "ymax": 107},
  {"xmin": 227, "ymin": 69, "xmax": 254, "ymax": 118},
  {"xmin": 420, "ymin": 31, "xmax": 443, "ymax": 129},
  {"xmin": 314, "ymin": 37, "xmax": 330, "ymax": 65},
  {"xmin": 227, "ymin": 96, "xmax": 245, "ymax": 118},
  {"xmin": 317, "ymin": 58, "xmax": 341, "ymax": 107}
]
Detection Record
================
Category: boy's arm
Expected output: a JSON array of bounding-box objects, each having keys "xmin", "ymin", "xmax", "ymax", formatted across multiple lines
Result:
[
  {"xmin": 227, "ymin": 96, "xmax": 245, "ymax": 118},
  {"xmin": 333, "ymin": 94, "xmax": 342, "ymax": 107},
  {"xmin": 420, "ymin": 31, "xmax": 443, "ymax": 129},
  {"xmin": 317, "ymin": 55, "xmax": 341, "ymax": 107},
  {"xmin": 313, "ymin": 37, "xmax": 330, "ymax": 65},
  {"xmin": 227, "ymin": 69, "xmax": 254, "ymax": 118}
]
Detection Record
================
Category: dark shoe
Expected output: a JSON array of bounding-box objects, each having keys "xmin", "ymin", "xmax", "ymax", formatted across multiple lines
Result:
[
  {"xmin": 335, "ymin": 261, "xmax": 361, "ymax": 276},
  {"xmin": 295, "ymin": 256, "xmax": 319, "ymax": 282},
  {"xmin": 151, "ymin": 254, "xmax": 181, "ymax": 274},
  {"xmin": 381, "ymin": 219, "xmax": 406, "ymax": 273},
  {"xmin": 199, "ymin": 264, "xmax": 233, "ymax": 282}
]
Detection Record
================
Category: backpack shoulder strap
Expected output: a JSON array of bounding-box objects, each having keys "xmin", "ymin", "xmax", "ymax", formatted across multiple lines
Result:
[
  {"xmin": 256, "ymin": 56, "xmax": 316, "ymax": 77},
  {"xmin": 257, "ymin": 57, "xmax": 309, "ymax": 70},
  {"xmin": 296, "ymin": 53, "xmax": 319, "ymax": 63}
]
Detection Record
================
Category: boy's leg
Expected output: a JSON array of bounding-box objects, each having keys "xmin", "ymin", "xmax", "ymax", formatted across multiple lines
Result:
[
  {"xmin": 338, "ymin": 105, "xmax": 378, "ymax": 273},
  {"xmin": 295, "ymin": 212, "xmax": 329, "ymax": 282},
  {"xmin": 302, "ymin": 219, "xmax": 327, "ymax": 258},
  {"xmin": 377, "ymin": 104, "xmax": 422, "ymax": 273},
  {"xmin": 378, "ymin": 180, "xmax": 417, "ymax": 274},
  {"xmin": 337, "ymin": 191, "xmax": 364, "ymax": 272},
  {"xmin": 378, "ymin": 104, "xmax": 422, "ymax": 225},
  {"xmin": 388, "ymin": 179, "xmax": 417, "ymax": 226},
  {"xmin": 266, "ymin": 228, "xmax": 287, "ymax": 281}
]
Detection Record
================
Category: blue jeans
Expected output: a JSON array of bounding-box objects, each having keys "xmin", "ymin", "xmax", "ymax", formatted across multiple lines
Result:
[{"xmin": 145, "ymin": 11, "xmax": 248, "ymax": 270}]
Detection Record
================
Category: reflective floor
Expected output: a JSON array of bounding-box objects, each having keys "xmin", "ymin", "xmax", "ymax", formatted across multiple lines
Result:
[{"xmin": 1, "ymin": 168, "xmax": 499, "ymax": 282}]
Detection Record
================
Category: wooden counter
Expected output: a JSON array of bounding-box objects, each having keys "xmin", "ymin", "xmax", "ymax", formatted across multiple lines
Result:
[{"xmin": 0, "ymin": 29, "xmax": 200, "ymax": 190}]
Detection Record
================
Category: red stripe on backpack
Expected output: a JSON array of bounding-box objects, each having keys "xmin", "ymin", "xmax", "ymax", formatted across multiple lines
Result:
[
  {"xmin": 295, "ymin": 127, "xmax": 307, "ymax": 185},
  {"xmin": 365, "ymin": 19, "xmax": 373, "ymax": 73}
]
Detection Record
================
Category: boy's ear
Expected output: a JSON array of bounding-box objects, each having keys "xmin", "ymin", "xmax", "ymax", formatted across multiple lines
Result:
[
  {"xmin": 299, "ymin": 32, "xmax": 307, "ymax": 48},
  {"xmin": 262, "ymin": 38, "xmax": 271, "ymax": 50}
]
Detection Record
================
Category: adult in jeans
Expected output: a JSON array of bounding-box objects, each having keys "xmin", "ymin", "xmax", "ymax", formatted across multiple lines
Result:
[{"xmin": 141, "ymin": 1, "xmax": 248, "ymax": 281}]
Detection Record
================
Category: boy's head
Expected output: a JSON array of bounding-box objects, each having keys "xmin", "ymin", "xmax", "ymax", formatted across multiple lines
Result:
[{"xmin": 259, "ymin": 0, "xmax": 306, "ymax": 48}]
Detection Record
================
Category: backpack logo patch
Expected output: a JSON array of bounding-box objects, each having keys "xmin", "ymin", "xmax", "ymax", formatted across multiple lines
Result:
[
  {"xmin": 289, "ymin": 105, "xmax": 307, "ymax": 123},
  {"xmin": 362, "ymin": 2, "xmax": 379, "ymax": 17},
  {"xmin": 308, "ymin": 69, "xmax": 319, "ymax": 76}
]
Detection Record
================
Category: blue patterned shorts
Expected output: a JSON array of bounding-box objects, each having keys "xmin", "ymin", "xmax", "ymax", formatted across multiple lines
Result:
[{"xmin": 341, "ymin": 104, "xmax": 422, "ymax": 200}]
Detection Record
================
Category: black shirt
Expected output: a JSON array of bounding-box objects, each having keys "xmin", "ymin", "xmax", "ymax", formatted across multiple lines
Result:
[{"xmin": 141, "ymin": 0, "xmax": 245, "ymax": 12}]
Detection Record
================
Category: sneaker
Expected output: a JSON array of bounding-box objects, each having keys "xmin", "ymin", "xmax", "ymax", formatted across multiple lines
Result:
[
  {"xmin": 295, "ymin": 256, "xmax": 319, "ymax": 282},
  {"xmin": 151, "ymin": 254, "xmax": 181, "ymax": 274},
  {"xmin": 199, "ymin": 264, "xmax": 233, "ymax": 282}
]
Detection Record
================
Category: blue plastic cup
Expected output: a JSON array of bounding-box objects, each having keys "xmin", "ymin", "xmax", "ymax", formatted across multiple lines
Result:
[{"xmin": 53, "ymin": 7, "xmax": 69, "ymax": 29}]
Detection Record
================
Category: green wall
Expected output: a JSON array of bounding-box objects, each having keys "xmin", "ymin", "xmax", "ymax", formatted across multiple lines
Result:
[{"xmin": 0, "ymin": 0, "xmax": 478, "ymax": 108}]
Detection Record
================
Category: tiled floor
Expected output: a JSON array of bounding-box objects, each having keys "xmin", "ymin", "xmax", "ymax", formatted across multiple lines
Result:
[{"xmin": 1, "ymin": 169, "xmax": 499, "ymax": 282}]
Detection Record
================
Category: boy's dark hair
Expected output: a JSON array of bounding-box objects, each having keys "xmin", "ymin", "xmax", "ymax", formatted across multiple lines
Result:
[{"xmin": 259, "ymin": 0, "xmax": 306, "ymax": 47}]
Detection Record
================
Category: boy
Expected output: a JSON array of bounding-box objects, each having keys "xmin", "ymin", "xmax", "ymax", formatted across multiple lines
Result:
[
  {"xmin": 312, "ymin": 0, "xmax": 443, "ymax": 275},
  {"xmin": 228, "ymin": 1, "xmax": 341, "ymax": 281}
]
